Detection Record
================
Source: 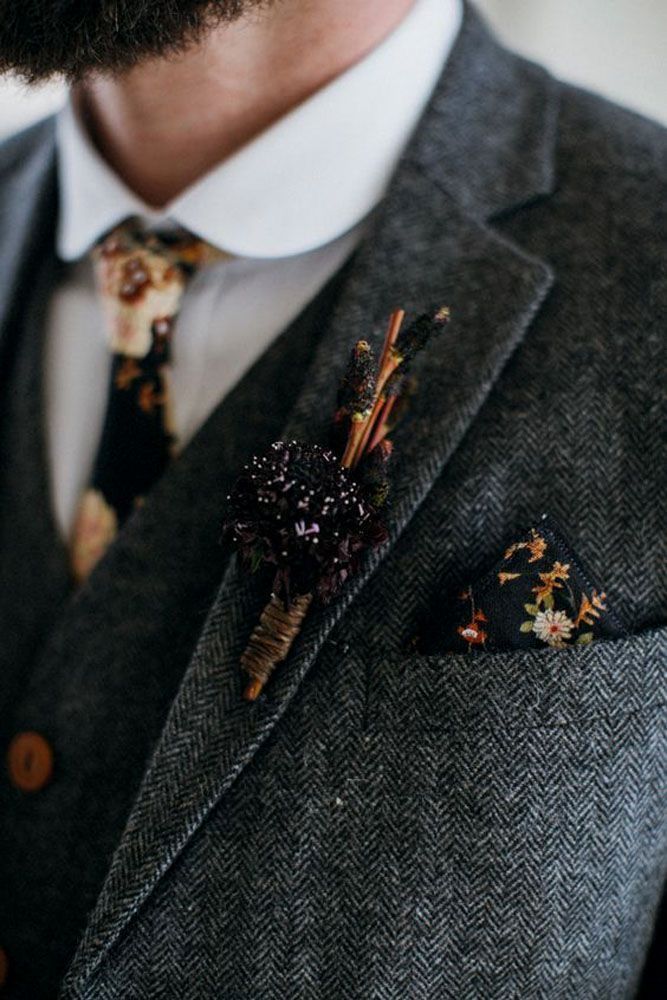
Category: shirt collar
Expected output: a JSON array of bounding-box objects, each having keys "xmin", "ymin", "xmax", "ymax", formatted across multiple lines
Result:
[{"xmin": 56, "ymin": 0, "xmax": 462, "ymax": 262}]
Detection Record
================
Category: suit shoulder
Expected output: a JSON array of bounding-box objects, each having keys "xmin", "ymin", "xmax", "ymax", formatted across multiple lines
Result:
[
  {"xmin": 555, "ymin": 81, "xmax": 667, "ymax": 202},
  {"xmin": 0, "ymin": 115, "xmax": 56, "ymax": 180}
]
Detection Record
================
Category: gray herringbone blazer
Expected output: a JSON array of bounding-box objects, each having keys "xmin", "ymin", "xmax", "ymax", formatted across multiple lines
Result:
[{"xmin": 0, "ymin": 3, "xmax": 666, "ymax": 998}]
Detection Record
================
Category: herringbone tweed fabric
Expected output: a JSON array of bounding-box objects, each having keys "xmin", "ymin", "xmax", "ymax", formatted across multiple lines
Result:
[
  {"xmin": 0, "ymin": 196, "xmax": 356, "ymax": 996},
  {"xmin": 0, "ymin": 2, "xmax": 665, "ymax": 998}
]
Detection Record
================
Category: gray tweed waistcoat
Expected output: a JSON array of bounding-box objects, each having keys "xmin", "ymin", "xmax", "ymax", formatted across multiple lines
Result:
[
  {"xmin": 0, "ymin": 241, "xmax": 354, "ymax": 998},
  {"xmin": 0, "ymin": 4, "xmax": 666, "ymax": 998}
]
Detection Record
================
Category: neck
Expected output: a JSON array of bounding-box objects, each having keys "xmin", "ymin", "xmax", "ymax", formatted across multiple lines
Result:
[{"xmin": 76, "ymin": 0, "xmax": 418, "ymax": 208}]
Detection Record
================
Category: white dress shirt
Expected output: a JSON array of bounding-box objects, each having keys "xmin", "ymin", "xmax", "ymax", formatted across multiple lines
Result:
[{"xmin": 46, "ymin": 0, "xmax": 462, "ymax": 541}]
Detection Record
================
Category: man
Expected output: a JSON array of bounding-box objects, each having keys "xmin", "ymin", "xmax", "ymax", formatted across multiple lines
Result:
[{"xmin": 0, "ymin": 0, "xmax": 664, "ymax": 996}]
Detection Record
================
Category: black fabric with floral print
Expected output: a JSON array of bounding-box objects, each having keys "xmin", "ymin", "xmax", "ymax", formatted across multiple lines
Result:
[{"xmin": 427, "ymin": 514, "xmax": 627, "ymax": 655}]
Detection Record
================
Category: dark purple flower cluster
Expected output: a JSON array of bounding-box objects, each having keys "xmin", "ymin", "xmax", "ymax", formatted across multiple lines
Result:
[{"xmin": 226, "ymin": 440, "xmax": 387, "ymax": 605}]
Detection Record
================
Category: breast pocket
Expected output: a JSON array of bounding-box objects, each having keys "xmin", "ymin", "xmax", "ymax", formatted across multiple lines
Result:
[
  {"xmin": 375, "ymin": 625, "xmax": 667, "ymax": 732},
  {"xmin": 360, "ymin": 627, "xmax": 667, "ymax": 998}
]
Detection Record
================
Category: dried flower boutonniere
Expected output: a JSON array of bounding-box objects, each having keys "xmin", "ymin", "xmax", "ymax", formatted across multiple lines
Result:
[{"xmin": 225, "ymin": 306, "xmax": 450, "ymax": 700}]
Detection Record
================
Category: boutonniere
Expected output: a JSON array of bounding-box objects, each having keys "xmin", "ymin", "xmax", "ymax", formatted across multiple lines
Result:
[{"xmin": 225, "ymin": 305, "xmax": 450, "ymax": 700}]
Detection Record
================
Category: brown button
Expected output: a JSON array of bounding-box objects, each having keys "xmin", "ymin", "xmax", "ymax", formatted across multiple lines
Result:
[
  {"xmin": 0, "ymin": 945, "xmax": 7, "ymax": 987},
  {"xmin": 7, "ymin": 731, "xmax": 54, "ymax": 792}
]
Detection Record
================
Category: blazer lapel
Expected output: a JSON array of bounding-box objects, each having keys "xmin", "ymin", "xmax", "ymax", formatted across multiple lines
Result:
[
  {"xmin": 0, "ymin": 119, "xmax": 57, "ymax": 371},
  {"xmin": 65, "ymin": 5, "xmax": 559, "ymax": 993}
]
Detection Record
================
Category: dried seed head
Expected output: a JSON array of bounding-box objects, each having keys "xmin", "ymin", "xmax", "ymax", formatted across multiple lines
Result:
[
  {"xmin": 392, "ymin": 306, "xmax": 450, "ymax": 364},
  {"xmin": 337, "ymin": 340, "xmax": 377, "ymax": 421}
]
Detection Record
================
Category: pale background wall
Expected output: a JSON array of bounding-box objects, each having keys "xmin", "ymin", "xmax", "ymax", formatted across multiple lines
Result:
[
  {"xmin": 0, "ymin": 0, "xmax": 664, "ymax": 138},
  {"xmin": 479, "ymin": 0, "xmax": 667, "ymax": 124}
]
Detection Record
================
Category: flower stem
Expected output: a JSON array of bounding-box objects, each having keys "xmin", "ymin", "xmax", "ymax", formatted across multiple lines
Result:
[
  {"xmin": 241, "ymin": 592, "xmax": 314, "ymax": 700},
  {"xmin": 378, "ymin": 308, "xmax": 405, "ymax": 374},
  {"xmin": 367, "ymin": 394, "xmax": 398, "ymax": 454},
  {"xmin": 346, "ymin": 309, "xmax": 405, "ymax": 469},
  {"xmin": 341, "ymin": 417, "xmax": 367, "ymax": 469}
]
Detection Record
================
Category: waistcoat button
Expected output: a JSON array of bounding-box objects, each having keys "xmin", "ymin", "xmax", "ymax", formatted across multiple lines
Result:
[{"xmin": 7, "ymin": 731, "xmax": 54, "ymax": 792}]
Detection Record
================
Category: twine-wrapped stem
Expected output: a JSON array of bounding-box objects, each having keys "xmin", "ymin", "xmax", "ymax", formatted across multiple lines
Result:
[{"xmin": 241, "ymin": 592, "xmax": 314, "ymax": 700}]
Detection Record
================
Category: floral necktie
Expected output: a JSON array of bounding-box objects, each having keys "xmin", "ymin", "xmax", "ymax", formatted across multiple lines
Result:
[{"xmin": 69, "ymin": 220, "xmax": 227, "ymax": 584}]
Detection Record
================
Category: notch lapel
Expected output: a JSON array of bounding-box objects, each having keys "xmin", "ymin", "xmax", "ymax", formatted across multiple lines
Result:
[{"xmin": 64, "ymin": 5, "xmax": 560, "ymax": 993}]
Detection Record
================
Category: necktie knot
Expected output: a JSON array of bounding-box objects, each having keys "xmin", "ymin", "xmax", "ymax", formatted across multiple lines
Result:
[{"xmin": 92, "ymin": 219, "xmax": 227, "ymax": 358}]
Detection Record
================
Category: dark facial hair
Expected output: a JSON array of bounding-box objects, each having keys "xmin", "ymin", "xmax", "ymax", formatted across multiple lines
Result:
[{"xmin": 0, "ymin": 0, "xmax": 273, "ymax": 82}]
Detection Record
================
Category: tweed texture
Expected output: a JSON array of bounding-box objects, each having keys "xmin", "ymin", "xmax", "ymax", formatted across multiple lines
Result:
[
  {"xmin": 0, "ymin": 225, "xmax": 355, "ymax": 997},
  {"xmin": 0, "ymin": 2, "xmax": 665, "ymax": 998}
]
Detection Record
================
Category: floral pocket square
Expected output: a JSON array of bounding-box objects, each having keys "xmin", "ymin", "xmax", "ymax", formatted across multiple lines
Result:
[{"xmin": 429, "ymin": 515, "xmax": 627, "ymax": 655}]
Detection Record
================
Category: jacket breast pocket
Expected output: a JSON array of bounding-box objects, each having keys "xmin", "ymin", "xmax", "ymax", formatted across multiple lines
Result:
[
  {"xmin": 375, "ymin": 625, "xmax": 667, "ymax": 733},
  {"xmin": 361, "ymin": 626, "xmax": 667, "ymax": 998}
]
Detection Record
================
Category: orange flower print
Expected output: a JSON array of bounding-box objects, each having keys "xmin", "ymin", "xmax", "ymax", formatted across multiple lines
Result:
[
  {"xmin": 525, "ymin": 532, "xmax": 547, "ymax": 563},
  {"xmin": 114, "ymin": 357, "xmax": 142, "ymax": 390},
  {"xmin": 138, "ymin": 382, "xmax": 166, "ymax": 414},
  {"xmin": 504, "ymin": 529, "xmax": 547, "ymax": 563},
  {"xmin": 70, "ymin": 489, "xmax": 118, "ymax": 584},
  {"xmin": 532, "ymin": 609, "xmax": 574, "ymax": 648},
  {"xmin": 498, "ymin": 571, "xmax": 521, "ymax": 586},
  {"xmin": 458, "ymin": 609, "xmax": 488, "ymax": 647},
  {"xmin": 574, "ymin": 590, "xmax": 607, "ymax": 627},
  {"xmin": 532, "ymin": 561, "xmax": 570, "ymax": 604}
]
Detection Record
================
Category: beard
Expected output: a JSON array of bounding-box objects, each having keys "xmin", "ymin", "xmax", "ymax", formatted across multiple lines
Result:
[{"xmin": 0, "ymin": 0, "xmax": 273, "ymax": 82}]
